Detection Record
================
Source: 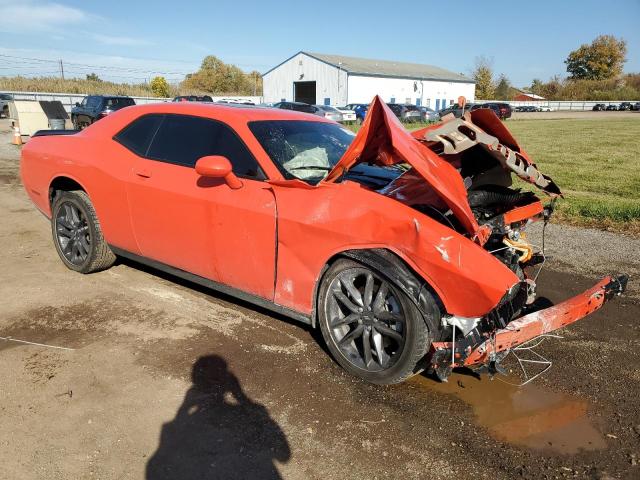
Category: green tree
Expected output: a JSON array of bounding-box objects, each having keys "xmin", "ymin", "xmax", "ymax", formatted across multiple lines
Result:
[
  {"xmin": 495, "ymin": 74, "xmax": 511, "ymax": 100},
  {"xmin": 530, "ymin": 78, "xmax": 544, "ymax": 96},
  {"xmin": 565, "ymin": 35, "xmax": 627, "ymax": 80},
  {"xmin": 86, "ymin": 73, "xmax": 101, "ymax": 82},
  {"xmin": 472, "ymin": 56, "xmax": 495, "ymax": 99},
  {"xmin": 181, "ymin": 55, "xmax": 262, "ymax": 95},
  {"xmin": 150, "ymin": 76, "xmax": 171, "ymax": 97}
]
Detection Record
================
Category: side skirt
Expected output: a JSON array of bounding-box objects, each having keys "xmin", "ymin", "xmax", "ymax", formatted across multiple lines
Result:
[{"xmin": 109, "ymin": 246, "xmax": 312, "ymax": 326}]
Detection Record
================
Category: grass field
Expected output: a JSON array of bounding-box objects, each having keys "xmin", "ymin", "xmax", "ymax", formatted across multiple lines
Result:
[
  {"xmin": 507, "ymin": 118, "xmax": 640, "ymax": 234},
  {"xmin": 348, "ymin": 118, "xmax": 640, "ymax": 234}
]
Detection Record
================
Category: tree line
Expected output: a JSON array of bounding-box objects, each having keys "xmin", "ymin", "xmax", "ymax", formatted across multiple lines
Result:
[{"xmin": 471, "ymin": 35, "xmax": 637, "ymax": 100}]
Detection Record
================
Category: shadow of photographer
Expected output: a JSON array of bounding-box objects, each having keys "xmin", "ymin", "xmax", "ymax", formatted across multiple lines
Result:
[{"xmin": 146, "ymin": 355, "xmax": 290, "ymax": 479}]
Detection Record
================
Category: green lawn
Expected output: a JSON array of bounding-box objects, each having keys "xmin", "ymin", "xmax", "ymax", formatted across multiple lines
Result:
[
  {"xmin": 347, "ymin": 118, "xmax": 640, "ymax": 233},
  {"xmin": 507, "ymin": 119, "xmax": 640, "ymax": 233}
]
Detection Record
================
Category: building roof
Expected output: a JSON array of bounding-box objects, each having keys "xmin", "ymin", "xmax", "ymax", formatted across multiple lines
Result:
[
  {"xmin": 263, "ymin": 51, "xmax": 473, "ymax": 83},
  {"xmin": 514, "ymin": 92, "xmax": 546, "ymax": 100}
]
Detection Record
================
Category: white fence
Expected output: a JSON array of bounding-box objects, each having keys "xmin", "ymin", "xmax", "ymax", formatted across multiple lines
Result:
[
  {"xmin": 3, "ymin": 91, "xmax": 263, "ymax": 113},
  {"xmin": 476, "ymin": 99, "xmax": 639, "ymax": 111}
]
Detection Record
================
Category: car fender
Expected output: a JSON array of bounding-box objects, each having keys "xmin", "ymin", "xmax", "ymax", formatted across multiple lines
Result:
[{"xmin": 310, "ymin": 248, "xmax": 443, "ymax": 336}]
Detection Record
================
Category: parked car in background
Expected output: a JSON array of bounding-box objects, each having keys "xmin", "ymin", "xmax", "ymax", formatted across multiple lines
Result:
[
  {"xmin": 71, "ymin": 95, "xmax": 135, "ymax": 130},
  {"xmin": 336, "ymin": 107, "xmax": 357, "ymax": 122},
  {"xmin": 480, "ymin": 102, "xmax": 513, "ymax": 119},
  {"xmin": 346, "ymin": 103, "xmax": 369, "ymax": 123},
  {"xmin": 592, "ymin": 103, "xmax": 606, "ymax": 111},
  {"xmin": 272, "ymin": 101, "xmax": 317, "ymax": 114},
  {"xmin": 418, "ymin": 106, "xmax": 439, "ymax": 122},
  {"xmin": 605, "ymin": 104, "xmax": 618, "ymax": 111},
  {"xmin": 387, "ymin": 104, "xmax": 422, "ymax": 122},
  {"xmin": 172, "ymin": 95, "xmax": 213, "ymax": 102},
  {"xmin": 517, "ymin": 106, "xmax": 538, "ymax": 112},
  {"xmin": 1, "ymin": 92, "xmax": 13, "ymax": 118},
  {"xmin": 618, "ymin": 102, "xmax": 633, "ymax": 111},
  {"xmin": 633, "ymin": 102, "xmax": 640, "ymax": 111},
  {"xmin": 438, "ymin": 103, "xmax": 478, "ymax": 118},
  {"xmin": 536, "ymin": 105, "xmax": 555, "ymax": 112},
  {"xmin": 217, "ymin": 98, "xmax": 255, "ymax": 105},
  {"xmin": 314, "ymin": 105, "xmax": 344, "ymax": 122}
]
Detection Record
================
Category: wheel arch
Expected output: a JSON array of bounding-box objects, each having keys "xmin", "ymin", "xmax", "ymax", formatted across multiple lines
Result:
[
  {"xmin": 49, "ymin": 175, "xmax": 89, "ymax": 207},
  {"xmin": 310, "ymin": 248, "xmax": 444, "ymax": 336}
]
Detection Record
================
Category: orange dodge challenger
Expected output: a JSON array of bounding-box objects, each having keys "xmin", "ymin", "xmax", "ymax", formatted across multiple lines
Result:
[{"xmin": 20, "ymin": 96, "xmax": 627, "ymax": 384}]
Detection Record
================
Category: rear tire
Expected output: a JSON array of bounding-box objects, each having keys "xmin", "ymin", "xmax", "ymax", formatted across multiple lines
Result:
[
  {"xmin": 318, "ymin": 258, "xmax": 433, "ymax": 385},
  {"xmin": 51, "ymin": 190, "xmax": 116, "ymax": 273}
]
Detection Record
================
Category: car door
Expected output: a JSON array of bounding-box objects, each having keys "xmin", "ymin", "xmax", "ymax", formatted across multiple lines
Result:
[{"xmin": 121, "ymin": 113, "xmax": 277, "ymax": 300}]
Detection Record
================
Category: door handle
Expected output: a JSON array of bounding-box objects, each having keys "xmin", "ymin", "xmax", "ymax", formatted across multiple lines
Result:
[{"xmin": 134, "ymin": 168, "xmax": 152, "ymax": 178}]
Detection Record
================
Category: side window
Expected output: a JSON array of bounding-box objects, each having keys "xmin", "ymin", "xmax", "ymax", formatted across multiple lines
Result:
[
  {"xmin": 146, "ymin": 115, "xmax": 265, "ymax": 179},
  {"xmin": 114, "ymin": 114, "xmax": 164, "ymax": 157},
  {"xmin": 213, "ymin": 125, "xmax": 265, "ymax": 179},
  {"xmin": 87, "ymin": 97, "xmax": 100, "ymax": 109}
]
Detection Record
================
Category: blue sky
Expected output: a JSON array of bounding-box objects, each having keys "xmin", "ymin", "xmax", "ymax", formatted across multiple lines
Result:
[{"xmin": 0, "ymin": 0, "xmax": 638, "ymax": 87}]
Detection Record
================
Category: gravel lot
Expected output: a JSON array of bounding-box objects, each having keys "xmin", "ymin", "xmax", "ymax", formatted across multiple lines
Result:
[{"xmin": 1, "ymin": 119, "xmax": 638, "ymax": 479}]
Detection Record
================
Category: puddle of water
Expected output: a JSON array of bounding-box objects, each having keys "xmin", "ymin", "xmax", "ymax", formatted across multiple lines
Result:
[{"xmin": 410, "ymin": 372, "xmax": 606, "ymax": 454}]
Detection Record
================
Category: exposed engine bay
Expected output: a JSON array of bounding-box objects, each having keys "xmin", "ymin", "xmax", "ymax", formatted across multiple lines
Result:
[{"xmin": 331, "ymin": 103, "xmax": 627, "ymax": 383}]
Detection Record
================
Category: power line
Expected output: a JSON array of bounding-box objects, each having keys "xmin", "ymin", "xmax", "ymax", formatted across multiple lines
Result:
[{"xmin": 0, "ymin": 53, "xmax": 192, "ymax": 76}]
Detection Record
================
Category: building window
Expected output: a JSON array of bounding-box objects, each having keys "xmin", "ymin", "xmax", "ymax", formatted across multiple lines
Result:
[
  {"xmin": 426, "ymin": 98, "xmax": 431, "ymax": 107},
  {"xmin": 415, "ymin": 98, "xmax": 421, "ymax": 106},
  {"xmin": 324, "ymin": 97, "xmax": 330, "ymax": 105},
  {"xmin": 405, "ymin": 97, "xmax": 411, "ymax": 104},
  {"xmin": 390, "ymin": 97, "xmax": 396, "ymax": 104},
  {"xmin": 449, "ymin": 99, "xmax": 454, "ymax": 105}
]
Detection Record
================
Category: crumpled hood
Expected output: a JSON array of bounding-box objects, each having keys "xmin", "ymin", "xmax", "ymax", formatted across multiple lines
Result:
[{"xmin": 323, "ymin": 96, "xmax": 481, "ymax": 237}]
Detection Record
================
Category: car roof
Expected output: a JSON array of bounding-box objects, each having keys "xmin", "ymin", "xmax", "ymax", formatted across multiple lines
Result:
[{"xmin": 116, "ymin": 101, "xmax": 333, "ymax": 123}]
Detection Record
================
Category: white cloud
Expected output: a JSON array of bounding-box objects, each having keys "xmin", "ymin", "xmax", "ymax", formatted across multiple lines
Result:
[
  {"xmin": 91, "ymin": 33, "xmax": 153, "ymax": 47},
  {"xmin": 0, "ymin": 1, "xmax": 90, "ymax": 33}
]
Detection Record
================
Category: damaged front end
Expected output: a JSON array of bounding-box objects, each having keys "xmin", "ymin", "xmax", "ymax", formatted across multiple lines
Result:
[
  {"xmin": 430, "ymin": 274, "xmax": 628, "ymax": 382},
  {"xmin": 324, "ymin": 96, "xmax": 628, "ymax": 383}
]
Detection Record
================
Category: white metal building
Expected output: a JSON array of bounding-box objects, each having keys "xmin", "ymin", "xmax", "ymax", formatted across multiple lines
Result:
[{"xmin": 262, "ymin": 51, "xmax": 475, "ymax": 111}]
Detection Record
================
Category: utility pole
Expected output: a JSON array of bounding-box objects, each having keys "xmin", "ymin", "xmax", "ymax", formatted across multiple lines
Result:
[{"xmin": 59, "ymin": 59, "xmax": 65, "ymax": 80}]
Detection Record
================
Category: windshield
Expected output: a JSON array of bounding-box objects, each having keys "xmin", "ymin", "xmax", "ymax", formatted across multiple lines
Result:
[{"xmin": 249, "ymin": 120, "xmax": 355, "ymax": 184}]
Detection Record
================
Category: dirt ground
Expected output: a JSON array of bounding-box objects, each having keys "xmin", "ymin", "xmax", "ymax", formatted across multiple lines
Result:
[{"xmin": 1, "ymin": 119, "xmax": 639, "ymax": 480}]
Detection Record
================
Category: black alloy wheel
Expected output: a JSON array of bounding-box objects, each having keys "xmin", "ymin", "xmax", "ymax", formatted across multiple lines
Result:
[
  {"xmin": 55, "ymin": 201, "xmax": 91, "ymax": 266},
  {"xmin": 326, "ymin": 267, "xmax": 406, "ymax": 371},
  {"xmin": 318, "ymin": 259, "xmax": 433, "ymax": 384},
  {"xmin": 51, "ymin": 190, "xmax": 116, "ymax": 273}
]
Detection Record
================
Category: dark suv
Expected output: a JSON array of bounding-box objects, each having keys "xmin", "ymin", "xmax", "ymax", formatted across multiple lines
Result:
[
  {"xmin": 479, "ymin": 102, "xmax": 512, "ymax": 119},
  {"xmin": 1, "ymin": 92, "xmax": 13, "ymax": 118},
  {"xmin": 71, "ymin": 95, "xmax": 135, "ymax": 129}
]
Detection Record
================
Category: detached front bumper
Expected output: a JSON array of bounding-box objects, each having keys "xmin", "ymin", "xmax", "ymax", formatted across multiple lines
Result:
[{"xmin": 430, "ymin": 274, "xmax": 628, "ymax": 377}]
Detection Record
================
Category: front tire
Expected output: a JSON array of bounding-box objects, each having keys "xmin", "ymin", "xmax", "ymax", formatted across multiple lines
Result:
[
  {"xmin": 318, "ymin": 258, "xmax": 432, "ymax": 384},
  {"xmin": 51, "ymin": 190, "xmax": 116, "ymax": 273}
]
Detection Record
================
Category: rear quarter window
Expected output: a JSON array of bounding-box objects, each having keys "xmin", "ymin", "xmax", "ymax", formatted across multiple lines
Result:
[{"xmin": 113, "ymin": 114, "xmax": 163, "ymax": 157}]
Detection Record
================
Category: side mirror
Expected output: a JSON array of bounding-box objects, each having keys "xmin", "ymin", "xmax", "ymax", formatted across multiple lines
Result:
[
  {"xmin": 75, "ymin": 102, "xmax": 80, "ymax": 107},
  {"xmin": 195, "ymin": 155, "xmax": 242, "ymax": 189}
]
